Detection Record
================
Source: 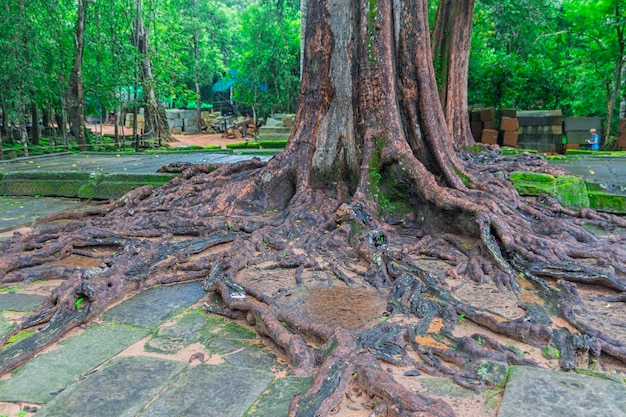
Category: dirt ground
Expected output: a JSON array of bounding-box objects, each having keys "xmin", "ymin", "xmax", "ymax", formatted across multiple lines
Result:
[{"xmin": 91, "ymin": 123, "xmax": 239, "ymax": 149}]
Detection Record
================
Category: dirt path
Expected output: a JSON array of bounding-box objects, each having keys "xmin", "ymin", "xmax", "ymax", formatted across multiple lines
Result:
[{"xmin": 92, "ymin": 123, "xmax": 238, "ymax": 149}]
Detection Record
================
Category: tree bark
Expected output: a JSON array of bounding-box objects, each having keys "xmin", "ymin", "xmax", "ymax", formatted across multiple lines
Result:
[
  {"xmin": 67, "ymin": 0, "xmax": 88, "ymax": 151},
  {"xmin": 131, "ymin": 0, "xmax": 171, "ymax": 143},
  {"xmin": 432, "ymin": 0, "xmax": 475, "ymax": 148},
  {"xmin": 30, "ymin": 101, "xmax": 40, "ymax": 145},
  {"xmin": 194, "ymin": 32, "xmax": 202, "ymax": 133}
]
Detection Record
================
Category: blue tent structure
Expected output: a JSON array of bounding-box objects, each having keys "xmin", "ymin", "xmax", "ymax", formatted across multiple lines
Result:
[{"xmin": 211, "ymin": 78, "xmax": 236, "ymax": 93}]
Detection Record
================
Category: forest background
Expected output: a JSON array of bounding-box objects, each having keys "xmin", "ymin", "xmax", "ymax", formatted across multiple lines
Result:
[{"xmin": 0, "ymin": 0, "xmax": 625, "ymax": 146}]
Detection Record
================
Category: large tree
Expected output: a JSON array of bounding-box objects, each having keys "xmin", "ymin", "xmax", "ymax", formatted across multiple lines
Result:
[
  {"xmin": 1, "ymin": 1, "xmax": 625, "ymax": 416},
  {"xmin": 130, "ymin": 0, "xmax": 170, "ymax": 143},
  {"xmin": 67, "ymin": 0, "xmax": 89, "ymax": 151}
]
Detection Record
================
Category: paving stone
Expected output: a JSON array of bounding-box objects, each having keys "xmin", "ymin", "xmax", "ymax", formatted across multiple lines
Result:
[
  {"xmin": 102, "ymin": 281, "xmax": 206, "ymax": 328},
  {"xmin": 37, "ymin": 356, "xmax": 186, "ymax": 417},
  {"xmin": 418, "ymin": 377, "xmax": 474, "ymax": 398},
  {"xmin": 139, "ymin": 363, "xmax": 274, "ymax": 417},
  {"xmin": 0, "ymin": 293, "xmax": 45, "ymax": 312},
  {"xmin": 0, "ymin": 323, "xmax": 147, "ymax": 403},
  {"xmin": 0, "ymin": 314, "xmax": 11, "ymax": 336},
  {"xmin": 145, "ymin": 308, "xmax": 257, "ymax": 354},
  {"xmin": 0, "ymin": 152, "xmax": 271, "ymax": 176},
  {"xmin": 0, "ymin": 196, "xmax": 82, "ymax": 232},
  {"xmin": 222, "ymin": 340, "xmax": 285, "ymax": 372},
  {"xmin": 497, "ymin": 366, "xmax": 626, "ymax": 417},
  {"xmin": 246, "ymin": 376, "xmax": 313, "ymax": 417}
]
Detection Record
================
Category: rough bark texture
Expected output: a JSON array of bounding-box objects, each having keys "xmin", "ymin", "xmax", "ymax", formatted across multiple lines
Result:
[
  {"xmin": 432, "ymin": 0, "xmax": 475, "ymax": 147},
  {"xmin": 67, "ymin": 0, "xmax": 88, "ymax": 151},
  {"xmin": 1, "ymin": 1, "xmax": 625, "ymax": 416},
  {"xmin": 131, "ymin": 0, "xmax": 171, "ymax": 143}
]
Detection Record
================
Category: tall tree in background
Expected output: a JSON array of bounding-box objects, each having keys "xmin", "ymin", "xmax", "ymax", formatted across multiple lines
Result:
[
  {"xmin": 177, "ymin": 0, "xmax": 231, "ymax": 131},
  {"xmin": 469, "ymin": 0, "xmax": 567, "ymax": 110},
  {"xmin": 67, "ymin": 0, "xmax": 89, "ymax": 151},
  {"xmin": 433, "ymin": 0, "xmax": 476, "ymax": 147},
  {"xmin": 1, "ymin": 1, "xmax": 626, "ymax": 416},
  {"xmin": 131, "ymin": 0, "xmax": 170, "ymax": 142}
]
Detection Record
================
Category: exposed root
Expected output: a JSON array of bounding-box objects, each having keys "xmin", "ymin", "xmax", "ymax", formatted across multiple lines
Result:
[{"xmin": 0, "ymin": 152, "xmax": 625, "ymax": 415}]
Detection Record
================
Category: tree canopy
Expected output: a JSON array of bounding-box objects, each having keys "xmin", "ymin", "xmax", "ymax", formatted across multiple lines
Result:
[{"xmin": 1, "ymin": 0, "xmax": 626, "ymax": 143}]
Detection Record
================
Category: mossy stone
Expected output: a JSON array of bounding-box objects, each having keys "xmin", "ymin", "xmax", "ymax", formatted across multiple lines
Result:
[
  {"xmin": 554, "ymin": 175, "xmax": 589, "ymax": 209},
  {"xmin": 510, "ymin": 172, "xmax": 591, "ymax": 211},
  {"xmin": 510, "ymin": 171, "xmax": 556, "ymax": 184},
  {"xmin": 588, "ymin": 191, "xmax": 626, "ymax": 214}
]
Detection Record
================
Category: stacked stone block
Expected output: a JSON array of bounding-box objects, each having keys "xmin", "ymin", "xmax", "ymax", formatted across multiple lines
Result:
[
  {"xmin": 563, "ymin": 117, "xmax": 602, "ymax": 150},
  {"xmin": 517, "ymin": 110, "xmax": 563, "ymax": 153},
  {"xmin": 500, "ymin": 108, "xmax": 519, "ymax": 147}
]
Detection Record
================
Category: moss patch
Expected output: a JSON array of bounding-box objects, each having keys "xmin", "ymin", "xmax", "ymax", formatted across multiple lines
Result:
[
  {"xmin": 510, "ymin": 171, "xmax": 593, "ymax": 210},
  {"xmin": 554, "ymin": 175, "xmax": 589, "ymax": 209},
  {"xmin": 588, "ymin": 191, "xmax": 626, "ymax": 214},
  {"xmin": 0, "ymin": 171, "xmax": 177, "ymax": 199},
  {"xmin": 259, "ymin": 140, "xmax": 287, "ymax": 149}
]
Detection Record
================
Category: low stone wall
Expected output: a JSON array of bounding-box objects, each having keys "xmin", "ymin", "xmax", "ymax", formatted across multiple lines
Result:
[
  {"xmin": 517, "ymin": 110, "xmax": 563, "ymax": 153},
  {"xmin": 0, "ymin": 171, "xmax": 178, "ymax": 199}
]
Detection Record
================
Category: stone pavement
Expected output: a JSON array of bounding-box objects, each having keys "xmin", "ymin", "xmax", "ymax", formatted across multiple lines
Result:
[
  {"xmin": 0, "ymin": 281, "xmax": 624, "ymax": 416},
  {"xmin": 0, "ymin": 151, "xmax": 272, "ymax": 176},
  {"xmin": 0, "ymin": 151, "xmax": 272, "ymax": 234},
  {"xmin": 0, "ymin": 282, "xmax": 312, "ymax": 417},
  {"xmin": 549, "ymin": 154, "xmax": 626, "ymax": 195}
]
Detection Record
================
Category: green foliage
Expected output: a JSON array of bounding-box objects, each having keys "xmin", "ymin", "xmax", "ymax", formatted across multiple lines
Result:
[
  {"xmin": 4, "ymin": 0, "xmax": 625, "ymax": 151},
  {"xmin": 230, "ymin": 2, "xmax": 301, "ymax": 116},
  {"xmin": 470, "ymin": 0, "xmax": 626, "ymax": 135},
  {"xmin": 226, "ymin": 141, "xmax": 250, "ymax": 149}
]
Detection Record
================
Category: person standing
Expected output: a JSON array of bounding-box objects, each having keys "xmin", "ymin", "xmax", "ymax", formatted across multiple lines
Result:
[{"xmin": 586, "ymin": 128, "xmax": 600, "ymax": 150}]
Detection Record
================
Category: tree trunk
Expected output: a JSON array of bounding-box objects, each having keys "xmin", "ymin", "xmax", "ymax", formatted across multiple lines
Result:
[
  {"xmin": 30, "ymin": 101, "xmax": 40, "ymax": 145},
  {"xmin": 1, "ymin": 2, "xmax": 625, "ymax": 416},
  {"xmin": 67, "ymin": 0, "xmax": 88, "ymax": 151},
  {"xmin": 432, "ymin": 0, "xmax": 475, "ymax": 148},
  {"xmin": 131, "ymin": 0, "xmax": 170, "ymax": 143},
  {"xmin": 194, "ymin": 33, "xmax": 202, "ymax": 133},
  {"xmin": 0, "ymin": 101, "xmax": 6, "ymax": 140}
]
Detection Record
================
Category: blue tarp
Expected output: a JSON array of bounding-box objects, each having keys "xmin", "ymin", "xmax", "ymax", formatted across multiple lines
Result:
[{"xmin": 212, "ymin": 79, "xmax": 236, "ymax": 92}]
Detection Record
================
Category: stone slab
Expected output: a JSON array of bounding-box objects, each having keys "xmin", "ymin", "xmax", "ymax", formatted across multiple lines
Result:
[
  {"xmin": 549, "ymin": 155, "xmax": 626, "ymax": 196},
  {"xmin": 0, "ymin": 196, "xmax": 83, "ymax": 233},
  {"xmin": 102, "ymin": 281, "xmax": 206, "ymax": 328},
  {"xmin": 0, "ymin": 152, "xmax": 271, "ymax": 176},
  {"xmin": 497, "ymin": 366, "xmax": 626, "ymax": 417},
  {"xmin": 0, "ymin": 323, "xmax": 147, "ymax": 403},
  {"xmin": 564, "ymin": 117, "xmax": 602, "ymax": 132},
  {"xmin": 221, "ymin": 340, "xmax": 285, "ymax": 372},
  {"xmin": 37, "ymin": 356, "xmax": 186, "ymax": 417},
  {"xmin": 145, "ymin": 309, "xmax": 256, "ymax": 354},
  {"xmin": 0, "ymin": 293, "xmax": 45, "ymax": 312},
  {"xmin": 245, "ymin": 376, "xmax": 312, "ymax": 417},
  {"xmin": 0, "ymin": 315, "xmax": 12, "ymax": 337},
  {"xmin": 139, "ymin": 363, "xmax": 274, "ymax": 417}
]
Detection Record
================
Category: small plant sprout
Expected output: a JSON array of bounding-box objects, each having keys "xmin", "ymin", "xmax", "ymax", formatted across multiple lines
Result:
[{"xmin": 457, "ymin": 314, "xmax": 466, "ymax": 323}]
